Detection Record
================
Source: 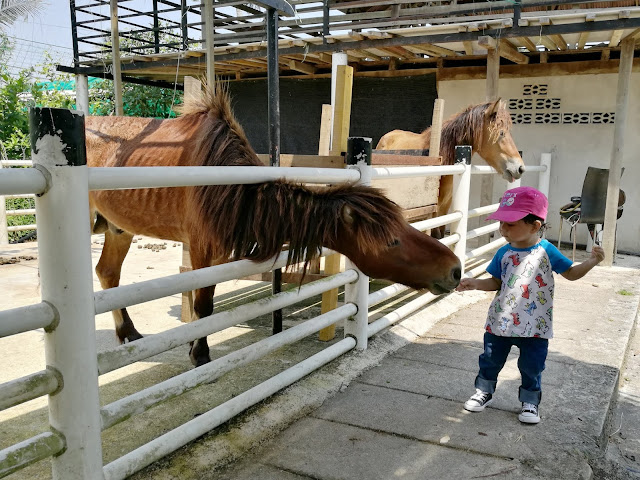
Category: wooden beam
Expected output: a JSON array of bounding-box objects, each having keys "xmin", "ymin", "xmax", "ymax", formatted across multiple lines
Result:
[
  {"xmin": 519, "ymin": 37, "xmax": 538, "ymax": 53},
  {"xmin": 578, "ymin": 31, "xmax": 590, "ymax": 49},
  {"xmin": 478, "ymin": 35, "xmax": 497, "ymax": 50},
  {"xmin": 421, "ymin": 44, "xmax": 459, "ymax": 57},
  {"xmin": 499, "ymin": 39, "xmax": 529, "ymax": 64},
  {"xmin": 602, "ymin": 38, "xmax": 634, "ymax": 265},
  {"xmin": 601, "ymin": 48, "xmax": 611, "ymax": 61},
  {"xmin": 256, "ymin": 153, "xmax": 343, "ymax": 168},
  {"xmin": 550, "ymin": 34, "xmax": 568, "ymax": 50},
  {"xmin": 463, "ymin": 40, "xmax": 474, "ymax": 55},
  {"xmin": 609, "ymin": 30, "xmax": 623, "ymax": 48},
  {"xmin": 287, "ymin": 59, "xmax": 317, "ymax": 74},
  {"xmin": 623, "ymin": 27, "xmax": 640, "ymax": 41},
  {"xmin": 540, "ymin": 36, "xmax": 560, "ymax": 51}
]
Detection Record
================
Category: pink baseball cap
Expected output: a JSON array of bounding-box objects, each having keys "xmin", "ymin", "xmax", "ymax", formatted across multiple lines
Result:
[{"xmin": 486, "ymin": 186, "xmax": 548, "ymax": 222}]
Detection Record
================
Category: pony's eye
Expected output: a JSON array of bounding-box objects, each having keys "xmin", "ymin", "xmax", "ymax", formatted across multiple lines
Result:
[{"xmin": 388, "ymin": 239, "xmax": 401, "ymax": 248}]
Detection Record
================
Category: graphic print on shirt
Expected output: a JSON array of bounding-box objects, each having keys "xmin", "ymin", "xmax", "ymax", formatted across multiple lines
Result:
[
  {"xmin": 524, "ymin": 301, "xmax": 537, "ymax": 316},
  {"xmin": 485, "ymin": 240, "xmax": 573, "ymax": 339}
]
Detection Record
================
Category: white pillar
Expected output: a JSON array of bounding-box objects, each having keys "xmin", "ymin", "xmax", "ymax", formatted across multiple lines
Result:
[
  {"xmin": 0, "ymin": 162, "xmax": 8, "ymax": 245},
  {"xmin": 451, "ymin": 146, "xmax": 472, "ymax": 274},
  {"xmin": 344, "ymin": 137, "xmax": 371, "ymax": 350},
  {"xmin": 30, "ymin": 107, "xmax": 103, "ymax": 479},
  {"xmin": 538, "ymin": 153, "xmax": 551, "ymax": 198},
  {"xmin": 75, "ymin": 74, "xmax": 89, "ymax": 116}
]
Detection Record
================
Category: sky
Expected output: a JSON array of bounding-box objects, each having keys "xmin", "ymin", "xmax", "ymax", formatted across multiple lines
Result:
[{"xmin": 3, "ymin": 1, "xmax": 75, "ymax": 75}]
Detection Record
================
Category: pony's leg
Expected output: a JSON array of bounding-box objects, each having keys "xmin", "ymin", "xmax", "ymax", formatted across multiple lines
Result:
[
  {"xmin": 189, "ymin": 285, "xmax": 215, "ymax": 367},
  {"xmin": 95, "ymin": 227, "xmax": 142, "ymax": 343},
  {"xmin": 434, "ymin": 175, "xmax": 454, "ymax": 239},
  {"xmin": 186, "ymin": 243, "xmax": 215, "ymax": 367}
]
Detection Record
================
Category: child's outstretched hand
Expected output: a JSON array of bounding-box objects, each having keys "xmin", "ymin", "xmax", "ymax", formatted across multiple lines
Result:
[
  {"xmin": 456, "ymin": 278, "xmax": 477, "ymax": 292},
  {"xmin": 591, "ymin": 245, "xmax": 605, "ymax": 263}
]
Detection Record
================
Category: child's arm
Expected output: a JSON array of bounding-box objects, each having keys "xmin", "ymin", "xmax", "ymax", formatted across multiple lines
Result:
[
  {"xmin": 561, "ymin": 246, "xmax": 605, "ymax": 281},
  {"xmin": 456, "ymin": 276, "xmax": 501, "ymax": 292}
]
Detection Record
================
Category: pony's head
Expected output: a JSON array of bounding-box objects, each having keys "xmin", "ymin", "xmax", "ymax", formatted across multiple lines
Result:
[
  {"xmin": 330, "ymin": 188, "xmax": 462, "ymax": 294},
  {"xmin": 441, "ymin": 99, "xmax": 524, "ymax": 182},
  {"xmin": 477, "ymin": 99, "xmax": 524, "ymax": 182}
]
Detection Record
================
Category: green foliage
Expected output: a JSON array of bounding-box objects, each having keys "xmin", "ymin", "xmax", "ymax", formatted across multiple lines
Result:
[{"xmin": 1, "ymin": 28, "xmax": 184, "ymax": 242}]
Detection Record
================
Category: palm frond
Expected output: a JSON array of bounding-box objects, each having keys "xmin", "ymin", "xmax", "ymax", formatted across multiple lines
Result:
[{"xmin": 0, "ymin": 0, "xmax": 44, "ymax": 28}]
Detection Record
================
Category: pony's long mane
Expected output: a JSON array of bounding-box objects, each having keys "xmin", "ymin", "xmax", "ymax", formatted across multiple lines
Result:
[
  {"xmin": 431, "ymin": 101, "xmax": 512, "ymax": 165},
  {"xmin": 183, "ymin": 85, "xmax": 406, "ymax": 267}
]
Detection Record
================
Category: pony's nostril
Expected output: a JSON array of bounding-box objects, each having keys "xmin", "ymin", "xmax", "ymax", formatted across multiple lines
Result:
[
  {"xmin": 518, "ymin": 165, "xmax": 525, "ymax": 174},
  {"xmin": 452, "ymin": 267, "xmax": 462, "ymax": 282}
]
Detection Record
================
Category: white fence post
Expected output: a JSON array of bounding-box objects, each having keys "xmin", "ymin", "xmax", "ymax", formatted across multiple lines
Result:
[
  {"xmin": 344, "ymin": 137, "xmax": 371, "ymax": 350},
  {"xmin": 30, "ymin": 107, "xmax": 104, "ymax": 479},
  {"xmin": 0, "ymin": 161, "xmax": 8, "ymax": 245},
  {"xmin": 538, "ymin": 153, "xmax": 551, "ymax": 198},
  {"xmin": 450, "ymin": 146, "xmax": 472, "ymax": 275}
]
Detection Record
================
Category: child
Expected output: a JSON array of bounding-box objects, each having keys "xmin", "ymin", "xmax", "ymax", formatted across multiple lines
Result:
[{"xmin": 456, "ymin": 186, "xmax": 604, "ymax": 424}]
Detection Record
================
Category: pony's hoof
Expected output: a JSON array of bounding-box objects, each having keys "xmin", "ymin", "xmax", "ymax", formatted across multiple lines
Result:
[
  {"xmin": 193, "ymin": 357, "xmax": 211, "ymax": 368},
  {"xmin": 126, "ymin": 332, "xmax": 144, "ymax": 343}
]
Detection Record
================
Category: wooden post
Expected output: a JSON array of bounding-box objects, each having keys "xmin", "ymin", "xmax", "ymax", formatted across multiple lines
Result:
[
  {"xmin": 203, "ymin": 0, "xmax": 215, "ymax": 89},
  {"xmin": 429, "ymin": 98, "xmax": 445, "ymax": 158},
  {"xmin": 180, "ymin": 77, "xmax": 202, "ymax": 322},
  {"xmin": 318, "ymin": 65, "xmax": 353, "ymax": 342},
  {"xmin": 309, "ymin": 104, "xmax": 333, "ymax": 275},
  {"xmin": 480, "ymin": 45, "xmax": 500, "ymax": 241},
  {"xmin": 602, "ymin": 38, "xmax": 633, "ymax": 266},
  {"xmin": 109, "ymin": 0, "xmax": 124, "ymax": 116}
]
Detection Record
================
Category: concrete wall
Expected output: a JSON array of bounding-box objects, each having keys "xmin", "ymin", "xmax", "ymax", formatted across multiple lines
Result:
[{"xmin": 439, "ymin": 73, "xmax": 639, "ymax": 254}]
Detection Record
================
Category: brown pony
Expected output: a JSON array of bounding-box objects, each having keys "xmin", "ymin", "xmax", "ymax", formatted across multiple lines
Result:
[
  {"xmin": 85, "ymin": 86, "xmax": 462, "ymax": 367},
  {"xmin": 376, "ymin": 99, "xmax": 524, "ymax": 237}
]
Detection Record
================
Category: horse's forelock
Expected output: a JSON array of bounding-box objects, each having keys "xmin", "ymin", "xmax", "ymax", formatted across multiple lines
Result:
[{"xmin": 485, "ymin": 102, "xmax": 513, "ymax": 143}]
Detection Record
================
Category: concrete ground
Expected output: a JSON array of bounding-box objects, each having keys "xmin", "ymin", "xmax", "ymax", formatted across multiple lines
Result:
[{"xmin": 1, "ymin": 238, "xmax": 639, "ymax": 479}]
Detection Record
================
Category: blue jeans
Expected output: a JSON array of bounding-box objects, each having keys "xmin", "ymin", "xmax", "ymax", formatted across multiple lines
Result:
[{"xmin": 475, "ymin": 332, "xmax": 548, "ymax": 405}]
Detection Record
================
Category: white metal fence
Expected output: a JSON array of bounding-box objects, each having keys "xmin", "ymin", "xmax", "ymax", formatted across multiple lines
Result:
[
  {"xmin": 0, "ymin": 109, "xmax": 550, "ymax": 480},
  {"xmin": 0, "ymin": 160, "xmax": 36, "ymax": 243}
]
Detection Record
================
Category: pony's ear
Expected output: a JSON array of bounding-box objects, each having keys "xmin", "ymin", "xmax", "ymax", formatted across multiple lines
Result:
[
  {"xmin": 485, "ymin": 97, "xmax": 501, "ymax": 118},
  {"xmin": 341, "ymin": 204, "xmax": 355, "ymax": 225}
]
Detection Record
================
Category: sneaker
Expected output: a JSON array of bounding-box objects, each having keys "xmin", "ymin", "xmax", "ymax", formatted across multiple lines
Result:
[
  {"xmin": 518, "ymin": 402, "xmax": 540, "ymax": 424},
  {"xmin": 464, "ymin": 389, "xmax": 493, "ymax": 412}
]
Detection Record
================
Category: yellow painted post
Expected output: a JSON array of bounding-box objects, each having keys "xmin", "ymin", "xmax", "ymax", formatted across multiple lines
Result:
[
  {"xmin": 181, "ymin": 76, "xmax": 201, "ymax": 322},
  {"xmin": 319, "ymin": 65, "xmax": 353, "ymax": 342}
]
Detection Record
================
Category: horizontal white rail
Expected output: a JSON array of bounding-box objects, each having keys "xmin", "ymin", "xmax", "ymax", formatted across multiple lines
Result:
[
  {"xmin": 468, "ymin": 203, "xmax": 499, "ymax": 219},
  {"xmin": 0, "ymin": 302, "xmax": 56, "ymax": 338},
  {"xmin": 102, "ymin": 337, "xmax": 356, "ymax": 480},
  {"xmin": 4, "ymin": 194, "xmax": 36, "ymax": 200},
  {"xmin": 0, "ymin": 370, "xmax": 59, "ymax": 412},
  {"xmin": 411, "ymin": 212, "xmax": 463, "ymax": 232},
  {"xmin": 101, "ymin": 303, "xmax": 356, "ymax": 430},
  {"xmin": 6, "ymin": 209, "xmax": 36, "ymax": 216},
  {"xmin": 466, "ymin": 237, "xmax": 508, "ymax": 260},
  {"xmin": 94, "ymin": 246, "xmax": 334, "ymax": 315},
  {"xmin": 0, "ymin": 432, "xmax": 65, "ymax": 478},
  {"xmin": 372, "ymin": 164, "xmax": 465, "ymax": 179},
  {"xmin": 0, "ymin": 169, "xmax": 47, "ymax": 196},
  {"xmin": 7, "ymin": 224, "xmax": 37, "ymax": 232},
  {"xmin": 467, "ymin": 222, "xmax": 500, "ymax": 240},
  {"xmin": 97, "ymin": 269, "xmax": 357, "ymax": 374},
  {"xmin": 88, "ymin": 166, "xmax": 360, "ymax": 191},
  {"xmin": 0, "ymin": 160, "xmax": 32, "ymax": 167},
  {"xmin": 471, "ymin": 164, "xmax": 549, "ymax": 175}
]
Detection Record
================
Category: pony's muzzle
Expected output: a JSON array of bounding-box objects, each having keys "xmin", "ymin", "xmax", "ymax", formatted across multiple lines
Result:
[{"xmin": 432, "ymin": 265, "xmax": 462, "ymax": 294}]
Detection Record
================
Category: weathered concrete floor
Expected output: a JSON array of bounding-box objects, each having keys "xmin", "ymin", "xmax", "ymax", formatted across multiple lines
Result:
[
  {"xmin": 209, "ymin": 252, "xmax": 640, "ymax": 480},
  {"xmin": 1, "ymin": 240, "xmax": 639, "ymax": 479}
]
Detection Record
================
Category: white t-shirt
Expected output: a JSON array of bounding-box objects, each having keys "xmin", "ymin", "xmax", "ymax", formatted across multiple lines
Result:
[{"xmin": 485, "ymin": 239, "xmax": 573, "ymax": 339}]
